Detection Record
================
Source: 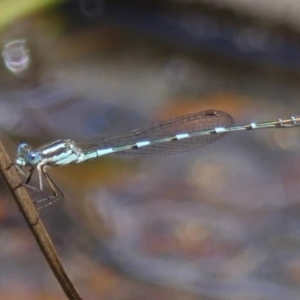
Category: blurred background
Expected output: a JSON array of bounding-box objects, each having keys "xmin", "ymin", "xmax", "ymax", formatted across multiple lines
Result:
[{"xmin": 2, "ymin": 0, "xmax": 300, "ymax": 299}]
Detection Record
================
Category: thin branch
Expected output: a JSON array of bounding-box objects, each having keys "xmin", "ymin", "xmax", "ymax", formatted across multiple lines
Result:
[{"xmin": 0, "ymin": 140, "xmax": 82, "ymax": 300}]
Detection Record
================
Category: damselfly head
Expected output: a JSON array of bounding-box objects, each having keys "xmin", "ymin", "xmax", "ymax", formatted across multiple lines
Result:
[{"xmin": 15, "ymin": 143, "xmax": 32, "ymax": 167}]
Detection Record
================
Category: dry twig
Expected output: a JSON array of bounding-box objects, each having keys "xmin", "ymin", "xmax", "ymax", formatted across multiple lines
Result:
[{"xmin": 0, "ymin": 141, "xmax": 82, "ymax": 300}]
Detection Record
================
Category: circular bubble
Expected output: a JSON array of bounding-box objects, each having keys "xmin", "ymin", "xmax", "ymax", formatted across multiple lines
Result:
[{"xmin": 2, "ymin": 39, "xmax": 30, "ymax": 75}]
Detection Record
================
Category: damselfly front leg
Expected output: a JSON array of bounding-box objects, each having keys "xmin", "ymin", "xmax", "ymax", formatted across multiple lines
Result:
[{"xmin": 14, "ymin": 163, "xmax": 64, "ymax": 208}]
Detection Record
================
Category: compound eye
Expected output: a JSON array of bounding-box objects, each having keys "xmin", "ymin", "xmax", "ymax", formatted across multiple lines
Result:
[
  {"xmin": 26, "ymin": 151, "xmax": 41, "ymax": 165},
  {"xmin": 17, "ymin": 143, "xmax": 31, "ymax": 155}
]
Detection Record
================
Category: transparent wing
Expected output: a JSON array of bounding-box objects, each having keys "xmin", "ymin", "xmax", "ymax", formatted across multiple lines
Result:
[{"xmin": 77, "ymin": 110, "xmax": 234, "ymax": 156}]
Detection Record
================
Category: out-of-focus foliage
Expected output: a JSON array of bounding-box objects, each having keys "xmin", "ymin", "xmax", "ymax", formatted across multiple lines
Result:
[{"xmin": 0, "ymin": 0, "xmax": 60, "ymax": 30}]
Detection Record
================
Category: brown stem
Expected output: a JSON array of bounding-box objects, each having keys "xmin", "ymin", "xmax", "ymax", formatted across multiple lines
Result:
[{"xmin": 0, "ymin": 141, "xmax": 82, "ymax": 300}]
